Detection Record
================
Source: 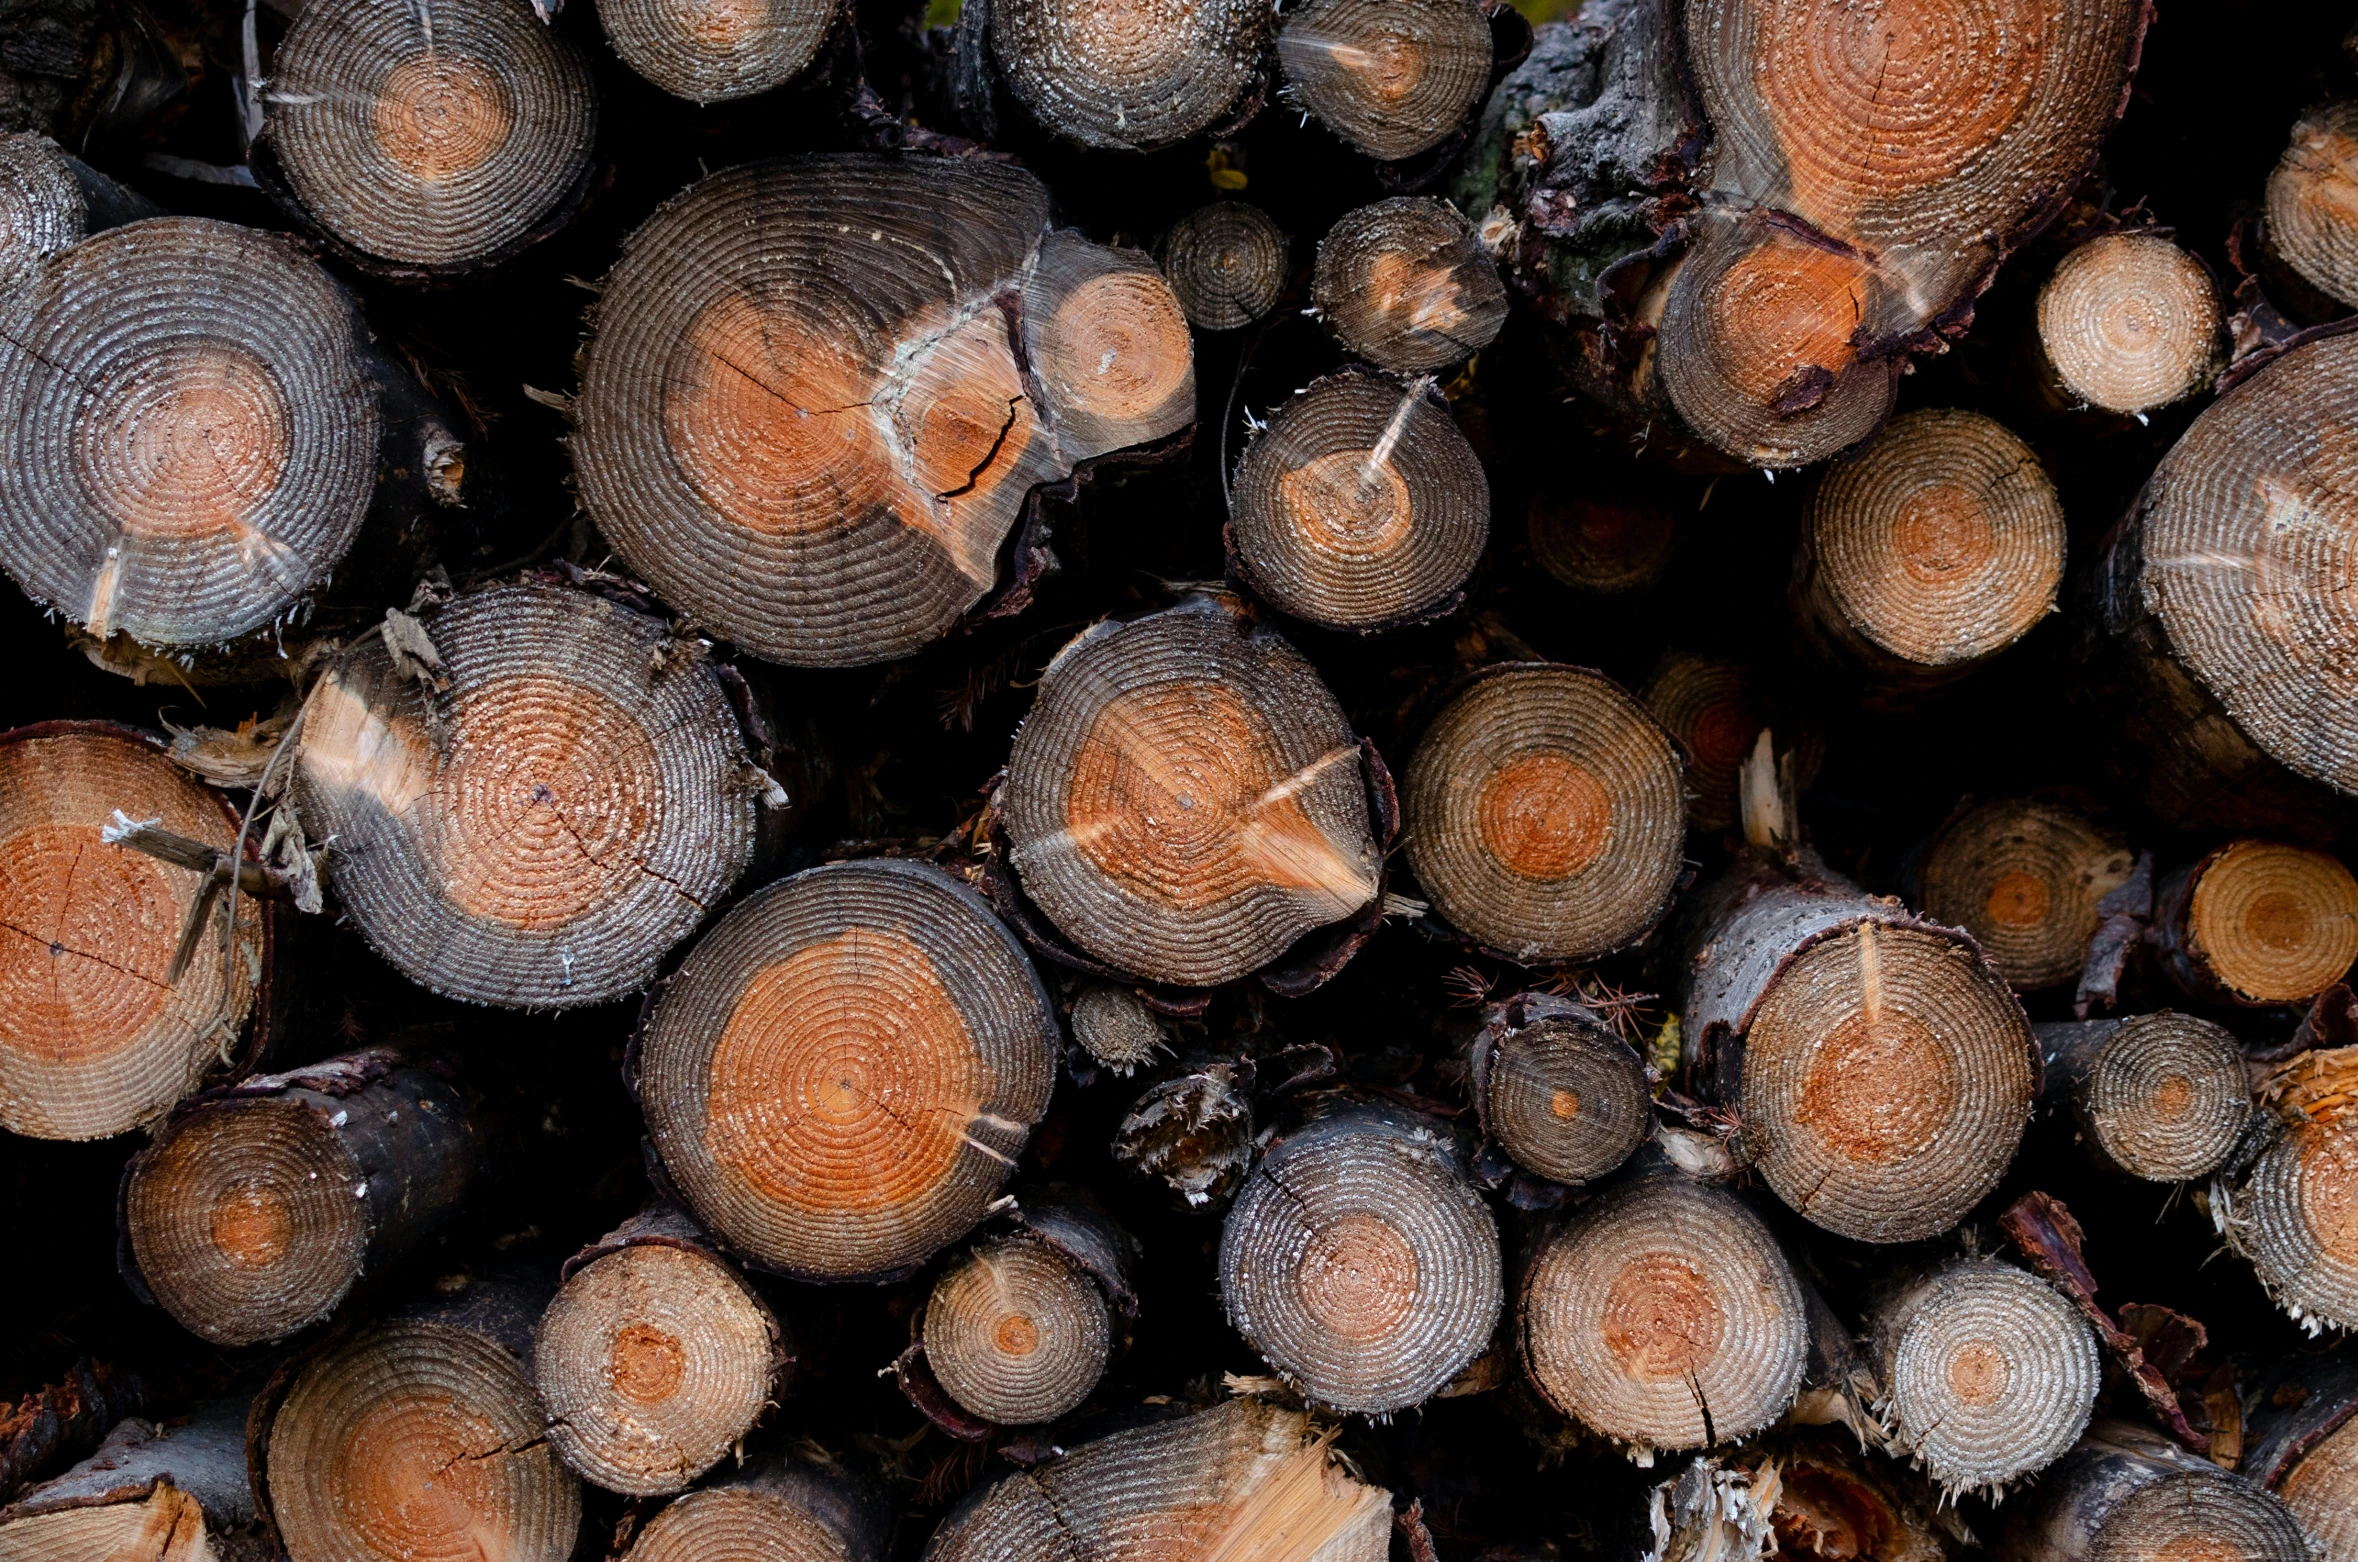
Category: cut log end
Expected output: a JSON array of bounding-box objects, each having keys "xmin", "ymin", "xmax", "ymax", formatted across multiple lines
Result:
[
  {"xmin": 2277, "ymin": 1409, "xmax": 2358, "ymax": 1559},
  {"xmin": 1477, "ymin": 1003, "xmax": 1651, "ymax": 1186},
  {"xmin": 1276, "ymin": 0, "xmax": 1492, "ymax": 162},
  {"xmin": 1519, "ymin": 1173, "xmax": 1807, "ymax": 1452},
  {"xmin": 1219, "ymin": 1110, "xmax": 1501, "ymax": 1414},
  {"xmin": 626, "ymin": 1485, "xmax": 854, "ymax": 1562},
  {"xmin": 2186, "ymin": 840, "xmax": 2358, "ymax": 1006},
  {"xmin": 2078, "ymin": 1012, "xmax": 2252, "ymax": 1181},
  {"xmin": 637, "ymin": 859, "xmax": 1056, "ymax": 1281},
  {"xmin": 924, "ymin": 1233, "xmax": 1112, "ymax": 1426},
  {"xmin": 2090, "ymin": 1470, "xmax": 2315, "ymax": 1562},
  {"xmin": 1640, "ymin": 654, "xmax": 1769, "ymax": 834},
  {"xmin": 2266, "ymin": 100, "xmax": 2358, "ymax": 314},
  {"xmin": 1802, "ymin": 409, "xmax": 2065, "ymax": 677},
  {"xmin": 1528, "ymin": 487, "xmax": 1678, "ymax": 596},
  {"xmin": 1311, "ymin": 198, "xmax": 1507, "ymax": 374},
  {"xmin": 597, "ymin": 0, "xmax": 833, "ymax": 103},
  {"xmin": 1230, "ymin": 369, "xmax": 1489, "ymax": 631},
  {"xmin": 2232, "ymin": 1119, "xmax": 2358, "ymax": 1333},
  {"xmin": 1068, "ymin": 985, "xmax": 1166, "ymax": 1075},
  {"xmin": 987, "ymin": 0, "xmax": 1269, "ymax": 151},
  {"xmin": 2037, "ymin": 233, "xmax": 2223, "ymax": 415},
  {"xmin": 1404, "ymin": 665, "xmax": 1685, "ymax": 963},
  {"xmin": 0, "ymin": 725, "xmax": 263, "ymax": 1142},
  {"xmin": 1916, "ymin": 797, "xmax": 2134, "ymax": 991},
  {"xmin": 1162, "ymin": 203, "xmax": 1289, "ymax": 333},
  {"xmin": 263, "ymin": 0, "xmax": 597, "ymax": 268}
]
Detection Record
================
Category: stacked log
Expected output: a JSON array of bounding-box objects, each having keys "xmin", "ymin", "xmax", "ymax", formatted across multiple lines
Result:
[
  {"xmin": 1910, "ymin": 797, "xmax": 2136, "ymax": 992},
  {"xmin": 621, "ymin": 1447, "xmax": 885, "ymax": 1562},
  {"xmin": 2037, "ymin": 1013, "xmax": 2254, "ymax": 1182},
  {"xmin": 1161, "ymin": 202, "xmax": 1289, "ymax": 332},
  {"xmin": 2033, "ymin": 232, "xmax": 2225, "ymax": 417},
  {"xmin": 1466, "ymin": 992, "xmax": 1651, "ymax": 1188},
  {"xmin": 0, "ymin": 1392, "xmax": 256, "ymax": 1561},
  {"xmin": 1993, "ymin": 1420, "xmax": 2313, "ymax": 1561}
]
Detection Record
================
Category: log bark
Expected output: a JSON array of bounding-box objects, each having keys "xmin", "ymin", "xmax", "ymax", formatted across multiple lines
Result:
[
  {"xmin": 0, "ymin": 1391, "xmax": 255, "ymax": 1562},
  {"xmin": 1276, "ymin": 0, "xmax": 1492, "ymax": 163},
  {"xmin": 1403, "ymin": 662, "xmax": 1685, "ymax": 963},
  {"xmin": 1910, "ymin": 796, "xmax": 2136, "ymax": 993},
  {"xmin": 0, "ymin": 722, "xmax": 272, "ymax": 1142},
  {"xmin": 2263, "ymin": 102, "xmax": 2358, "ymax": 321},
  {"xmin": 973, "ymin": 0, "xmax": 1270, "ymax": 152},
  {"xmin": 1518, "ymin": 1168, "xmax": 1807, "ymax": 1454},
  {"xmin": 1219, "ymin": 1101, "xmax": 1500, "ymax": 1414},
  {"xmin": 1311, "ymin": 198, "xmax": 1508, "ymax": 374},
  {"xmin": 120, "ymin": 1048, "xmax": 491, "ymax": 1348},
  {"xmin": 1066, "ymin": 984, "xmax": 1167, "ymax": 1077},
  {"xmin": 571, "ymin": 155, "xmax": 1193, "ymax": 668},
  {"xmin": 598, "ymin": 0, "xmax": 837, "ymax": 104},
  {"xmin": 1110, "ymin": 1061, "xmax": 1255, "ymax": 1207},
  {"xmin": 1644, "ymin": 1435, "xmax": 1970, "ymax": 1562},
  {"xmin": 2034, "ymin": 232, "xmax": 2225, "ymax": 417},
  {"xmin": 1001, "ymin": 592, "xmax": 1381, "ymax": 987},
  {"xmin": 922, "ymin": 1398, "xmax": 1392, "ymax": 1562},
  {"xmin": 290, "ymin": 581, "xmax": 765, "ymax": 1009},
  {"xmin": 2215, "ymin": 1045, "xmax": 2358, "ymax": 1334},
  {"xmin": 1865, "ymin": 1258, "xmax": 2100, "ymax": 1495},
  {"xmin": 633, "ymin": 858, "xmax": 1058, "ymax": 1282},
  {"xmin": 1161, "ymin": 202, "xmax": 1289, "ymax": 333},
  {"xmin": 2246, "ymin": 1360, "xmax": 2358, "ymax": 1562},
  {"xmin": 0, "ymin": 1362, "xmax": 145, "ymax": 1506},
  {"xmin": 254, "ymin": 0, "xmax": 597, "ymax": 274},
  {"xmin": 1793, "ymin": 410, "xmax": 2067, "ymax": 703},
  {"xmin": 1228, "ymin": 367, "xmax": 1490, "ymax": 632},
  {"xmin": 2036, "ymin": 1012, "xmax": 2253, "ymax": 1182},
  {"xmin": 0, "ymin": 216, "xmax": 461, "ymax": 657},
  {"xmin": 1680, "ymin": 850, "xmax": 2038, "ymax": 1243},
  {"xmin": 2154, "ymin": 840, "xmax": 2358, "ymax": 1009},
  {"xmin": 1468, "ymin": 992, "xmax": 1651, "ymax": 1188},
  {"xmin": 535, "ymin": 1201, "xmax": 789, "ymax": 1496},
  {"xmin": 255, "ymin": 1269, "xmax": 582, "ymax": 1562},
  {"xmin": 1992, "ymin": 1419, "xmax": 2314, "ymax": 1562},
  {"xmin": 621, "ymin": 1445, "xmax": 885, "ymax": 1562},
  {"xmin": 0, "ymin": 130, "xmax": 157, "ymax": 293}
]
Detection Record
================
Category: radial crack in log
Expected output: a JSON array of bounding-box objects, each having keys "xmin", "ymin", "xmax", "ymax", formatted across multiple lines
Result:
[{"xmin": 0, "ymin": 1391, "xmax": 256, "ymax": 1562}]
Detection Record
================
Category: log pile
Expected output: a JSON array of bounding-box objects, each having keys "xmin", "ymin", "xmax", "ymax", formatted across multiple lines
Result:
[{"xmin": 6, "ymin": 1, "xmax": 2358, "ymax": 1559}]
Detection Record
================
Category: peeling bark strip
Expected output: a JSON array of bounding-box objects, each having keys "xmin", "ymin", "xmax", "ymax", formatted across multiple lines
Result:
[
  {"xmin": 1002, "ymin": 592, "xmax": 1381, "ymax": 988},
  {"xmin": 622, "ymin": 1445, "xmax": 887, "ymax": 1562},
  {"xmin": 1992, "ymin": 1419, "xmax": 2312, "ymax": 1562},
  {"xmin": 599, "ymin": 0, "xmax": 835, "ymax": 104},
  {"xmin": 535, "ymin": 1200, "xmax": 789, "ymax": 1496},
  {"xmin": 0, "ymin": 723, "xmax": 270, "ymax": 1142},
  {"xmin": 290, "ymin": 582, "xmax": 762, "ymax": 1010},
  {"xmin": 571, "ymin": 155, "xmax": 1194, "ymax": 668},
  {"xmin": 0, "ymin": 1391, "xmax": 255, "ymax": 1562},
  {"xmin": 0, "ymin": 1361, "xmax": 144, "ymax": 1504},
  {"xmin": 635, "ymin": 858, "xmax": 1057, "ymax": 1282},
  {"xmin": 2216, "ymin": 1045, "xmax": 2358, "ymax": 1336},
  {"xmin": 1313, "ymin": 199, "xmax": 1508, "ymax": 375},
  {"xmin": 921, "ymin": 1398, "xmax": 1393, "ymax": 1562},
  {"xmin": 1469, "ymin": 993, "xmax": 1651, "ymax": 1188},
  {"xmin": 0, "ymin": 131, "xmax": 158, "ymax": 294},
  {"xmin": 121, "ymin": 1049, "xmax": 492, "ymax": 1348},
  {"xmin": 256, "ymin": 1271, "xmax": 582, "ymax": 1562},
  {"xmin": 1911, "ymin": 797, "xmax": 2135, "ymax": 994},
  {"xmin": 2036, "ymin": 1013, "xmax": 2253, "ymax": 1182}
]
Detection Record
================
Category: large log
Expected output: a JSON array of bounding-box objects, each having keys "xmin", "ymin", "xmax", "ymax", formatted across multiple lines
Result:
[
  {"xmin": 2154, "ymin": 840, "xmax": 2358, "ymax": 1009},
  {"xmin": 0, "ymin": 1392, "xmax": 255, "ymax": 1562},
  {"xmin": 1993, "ymin": 1419, "xmax": 2314, "ymax": 1562},
  {"xmin": 2246, "ymin": 1360, "xmax": 2358, "ymax": 1562},
  {"xmin": 1276, "ymin": 0, "xmax": 1492, "ymax": 162},
  {"xmin": 1909, "ymin": 797, "xmax": 2135, "ymax": 993},
  {"xmin": 2036, "ymin": 1013, "xmax": 2253, "ymax": 1183},
  {"xmin": 621, "ymin": 1445, "xmax": 885, "ymax": 1562},
  {"xmin": 571, "ymin": 155, "xmax": 1193, "ymax": 667},
  {"xmin": 633, "ymin": 858, "xmax": 1057, "ymax": 1282}
]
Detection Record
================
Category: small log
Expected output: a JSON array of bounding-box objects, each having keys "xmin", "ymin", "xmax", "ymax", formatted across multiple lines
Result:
[
  {"xmin": 1067, "ymin": 985, "xmax": 1167, "ymax": 1077},
  {"xmin": 256, "ymin": 0, "xmax": 597, "ymax": 273},
  {"xmin": 1794, "ymin": 410, "xmax": 2066, "ymax": 701},
  {"xmin": 1518, "ymin": 1169, "xmax": 1808, "ymax": 1453},
  {"xmin": 0, "ymin": 1362, "xmax": 146, "ymax": 1505},
  {"xmin": 0, "ymin": 217, "xmax": 461, "ymax": 655},
  {"xmin": 1228, "ymin": 368, "xmax": 1490, "ymax": 632},
  {"xmin": 2034, "ymin": 232, "xmax": 2224, "ymax": 417},
  {"xmin": 980, "ymin": 0, "xmax": 1270, "ymax": 152},
  {"xmin": 257, "ymin": 1270, "xmax": 581, "ymax": 1562},
  {"xmin": 0, "ymin": 131, "xmax": 158, "ymax": 292},
  {"xmin": 1311, "ymin": 198, "xmax": 1507, "ymax": 374},
  {"xmin": 1277, "ymin": 0, "xmax": 1493, "ymax": 162},
  {"xmin": 535, "ymin": 1201, "xmax": 788, "ymax": 1497},
  {"xmin": 1992, "ymin": 1419, "xmax": 2314, "ymax": 1562},
  {"xmin": 1219, "ymin": 1102, "xmax": 1500, "ymax": 1414},
  {"xmin": 1402, "ymin": 663, "xmax": 1685, "ymax": 963},
  {"xmin": 1161, "ymin": 202, "xmax": 1289, "ymax": 333},
  {"xmin": 1866, "ymin": 1259, "xmax": 2101, "ymax": 1495},
  {"xmin": 572, "ymin": 156, "xmax": 1193, "ymax": 667},
  {"xmin": 2155, "ymin": 840, "xmax": 2358, "ymax": 1009},
  {"xmin": 1001, "ymin": 592, "xmax": 1381, "ymax": 987},
  {"xmin": 2037, "ymin": 1012, "xmax": 2253, "ymax": 1182},
  {"xmin": 922, "ymin": 1398, "xmax": 1391, "ymax": 1562},
  {"xmin": 634, "ymin": 858, "xmax": 1058, "ymax": 1282},
  {"xmin": 0, "ymin": 722, "xmax": 270, "ymax": 1142},
  {"xmin": 622, "ymin": 1445, "xmax": 885, "ymax": 1562},
  {"xmin": 599, "ymin": 0, "xmax": 836, "ymax": 103},
  {"xmin": 1682, "ymin": 851, "xmax": 2038, "ymax": 1243},
  {"xmin": 0, "ymin": 1392, "xmax": 255, "ymax": 1562},
  {"xmin": 1639, "ymin": 652, "xmax": 1821, "ymax": 836},
  {"xmin": 1110, "ymin": 1062, "xmax": 1255, "ymax": 1206},
  {"xmin": 2246, "ymin": 1361, "xmax": 2358, "ymax": 1562},
  {"xmin": 2264, "ymin": 101, "xmax": 2358, "ymax": 318},
  {"xmin": 1468, "ymin": 993, "xmax": 1651, "ymax": 1188},
  {"xmin": 1527, "ymin": 486, "xmax": 1678, "ymax": 597},
  {"xmin": 120, "ymin": 1049, "xmax": 490, "ymax": 1348},
  {"xmin": 2216, "ymin": 1046, "xmax": 2358, "ymax": 1334},
  {"xmin": 1910, "ymin": 797, "xmax": 2136, "ymax": 992}
]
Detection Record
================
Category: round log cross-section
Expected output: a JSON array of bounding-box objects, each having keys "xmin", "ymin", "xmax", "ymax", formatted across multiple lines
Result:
[
  {"xmin": 0, "ymin": 218, "xmax": 384, "ymax": 650},
  {"xmin": 2249, "ymin": 1365, "xmax": 2358, "ymax": 1562},
  {"xmin": 1914, "ymin": 797, "xmax": 2136, "ymax": 992},
  {"xmin": 635, "ymin": 859, "xmax": 1057, "ymax": 1282},
  {"xmin": 1528, "ymin": 486, "xmax": 1678, "ymax": 597},
  {"xmin": 1311, "ymin": 198, "xmax": 1507, "ymax": 373},
  {"xmin": 2224, "ymin": 1115, "xmax": 2358, "ymax": 1334},
  {"xmin": 2036, "ymin": 232, "xmax": 2223, "ymax": 416},
  {"xmin": 986, "ymin": 0, "xmax": 1271, "ymax": 152},
  {"xmin": 1403, "ymin": 664, "xmax": 1685, "ymax": 964},
  {"xmin": 599, "ymin": 0, "xmax": 835, "ymax": 103},
  {"xmin": 259, "ymin": 0, "xmax": 597, "ymax": 271},
  {"xmin": 924, "ymin": 1233, "xmax": 1112, "ymax": 1426},
  {"xmin": 1067, "ymin": 985, "xmax": 1166, "ymax": 1076},
  {"xmin": 1470, "ymin": 995, "xmax": 1651, "ymax": 1187},
  {"xmin": 2162, "ymin": 840, "xmax": 2358, "ymax": 1007},
  {"xmin": 1001, "ymin": 593, "xmax": 1380, "ymax": 987},
  {"xmin": 1996, "ymin": 1421, "xmax": 2315, "ymax": 1562},
  {"xmin": 1229, "ymin": 369, "xmax": 1490, "ymax": 632},
  {"xmin": 1276, "ymin": 0, "xmax": 1493, "ymax": 162},
  {"xmin": 1162, "ymin": 203, "xmax": 1289, "ymax": 332},
  {"xmin": 623, "ymin": 1449, "xmax": 884, "ymax": 1562},
  {"xmin": 0, "ymin": 723, "xmax": 265, "ymax": 1142},
  {"xmin": 1218, "ymin": 1106, "xmax": 1501, "ymax": 1414},
  {"xmin": 2040, "ymin": 1012, "xmax": 2254, "ymax": 1182},
  {"xmin": 1519, "ymin": 1172, "xmax": 1808, "ymax": 1452},
  {"xmin": 290, "ymin": 582, "xmax": 761, "ymax": 1009},
  {"xmin": 572, "ymin": 156, "xmax": 1192, "ymax": 668},
  {"xmin": 1638, "ymin": 654, "xmax": 1776, "ymax": 836},
  {"xmin": 2266, "ymin": 101, "xmax": 2358, "ymax": 315},
  {"xmin": 1868, "ymin": 1260, "xmax": 2101, "ymax": 1495}
]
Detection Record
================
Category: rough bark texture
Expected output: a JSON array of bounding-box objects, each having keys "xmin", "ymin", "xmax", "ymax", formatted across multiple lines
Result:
[
  {"xmin": 0, "ymin": 1391, "xmax": 256, "ymax": 1562},
  {"xmin": 2246, "ymin": 1359, "xmax": 2358, "ymax": 1562},
  {"xmin": 0, "ymin": 1363, "xmax": 145, "ymax": 1508}
]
